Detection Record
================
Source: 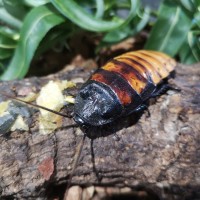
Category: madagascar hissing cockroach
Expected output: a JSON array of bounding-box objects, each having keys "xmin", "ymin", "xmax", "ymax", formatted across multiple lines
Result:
[
  {"xmin": 73, "ymin": 50, "xmax": 177, "ymax": 126},
  {"xmin": 0, "ymin": 50, "xmax": 177, "ymax": 198}
]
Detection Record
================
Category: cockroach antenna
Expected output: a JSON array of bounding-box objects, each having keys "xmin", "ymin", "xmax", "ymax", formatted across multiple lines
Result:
[{"xmin": 0, "ymin": 92, "xmax": 72, "ymax": 118}]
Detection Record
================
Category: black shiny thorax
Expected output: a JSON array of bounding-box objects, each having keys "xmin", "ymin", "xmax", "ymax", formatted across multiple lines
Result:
[{"xmin": 74, "ymin": 81, "xmax": 123, "ymax": 126}]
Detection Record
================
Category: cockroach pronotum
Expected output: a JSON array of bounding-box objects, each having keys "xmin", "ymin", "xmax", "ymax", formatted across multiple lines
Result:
[{"xmin": 0, "ymin": 50, "xmax": 177, "ymax": 197}]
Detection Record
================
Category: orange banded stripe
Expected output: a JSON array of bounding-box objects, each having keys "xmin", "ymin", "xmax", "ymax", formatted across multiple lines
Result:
[
  {"xmin": 139, "ymin": 50, "xmax": 176, "ymax": 72},
  {"xmin": 128, "ymin": 52, "xmax": 167, "ymax": 79},
  {"xmin": 102, "ymin": 60, "xmax": 148, "ymax": 94},
  {"xmin": 116, "ymin": 53, "xmax": 162, "ymax": 84},
  {"xmin": 135, "ymin": 51, "xmax": 170, "ymax": 78},
  {"xmin": 114, "ymin": 57, "xmax": 151, "ymax": 81},
  {"xmin": 91, "ymin": 69, "xmax": 142, "ymax": 106}
]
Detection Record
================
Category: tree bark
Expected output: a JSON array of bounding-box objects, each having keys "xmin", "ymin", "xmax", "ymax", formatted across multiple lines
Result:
[{"xmin": 0, "ymin": 62, "xmax": 199, "ymax": 200}]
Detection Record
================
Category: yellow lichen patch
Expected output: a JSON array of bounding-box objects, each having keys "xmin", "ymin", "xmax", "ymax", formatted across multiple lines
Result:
[
  {"xmin": 38, "ymin": 115, "xmax": 63, "ymax": 135},
  {"xmin": 36, "ymin": 81, "xmax": 65, "ymax": 117},
  {"xmin": 36, "ymin": 81, "xmax": 65, "ymax": 134},
  {"xmin": 0, "ymin": 101, "xmax": 10, "ymax": 116},
  {"xmin": 64, "ymin": 95, "xmax": 75, "ymax": 104},
  {"xmin": 11, "ymin": 115, "xmax": 29, "ymax": 131},
  {"xmin": 56, "ymin": 80, "xmax": 76, "ymax": 91}
]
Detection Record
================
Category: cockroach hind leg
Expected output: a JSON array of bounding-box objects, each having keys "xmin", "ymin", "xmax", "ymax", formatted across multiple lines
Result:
[
  {"xmin": 151, "ymin": 84, "xmax": 181, "ymax": 98},
  {"xmin": 167, "ymin": 85, "xmax": 181, "ymax": 92}
]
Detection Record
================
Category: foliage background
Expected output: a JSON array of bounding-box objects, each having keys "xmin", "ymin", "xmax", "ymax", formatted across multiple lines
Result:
[{"xmin": 0, "ymin": 0, "xmax": 199, "ymax": 80}]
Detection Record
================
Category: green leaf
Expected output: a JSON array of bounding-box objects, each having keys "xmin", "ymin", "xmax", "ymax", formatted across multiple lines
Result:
[
  {"xmin": 95, "ymin": 0, "xmax": 104, "ymax": 18},
  {"xmin": 145, "ymin": 0, "xmax": 192, "ymax": 56},
  {"xmin": 35, "ymin": 23, "xmax": 70, "ymax": 56},
  {"xmin": 130, "ymin": 6, "xmax": 151, "ymax": 35},
  {"xmin": 100, "ymin": 6, "xmax": 150, "ymax": 44},
  {"xmin": 0, "ymin": 62, "xmax": 6, "ymax": 73},
  {"xmin": 0, "ymin": 30, "xmax": 17, "ymax": 59},
  {"xmin": 0, "ymin": 48, "xmax": 13, "ymax": 59},
  {"xmin": 194, "ymin": 0, "xmax": 200, "ymax": 7},
  {"xmin": 0, "ymin": 4, "xmax": 65, "ymax": 80},
  {"xmin": 0, "ymin": 7, "xmax": 22, "ymax": 29},
  {"xmin": 0, "ymin": 26, "xmax": 19, "ymax": 41},
  {"xmin": 2, "ymin": 0, "xmax": 27, "ymax": 20},
  {"xmin": 101, "ymin": 2, "xmax": 141, "ymax": 43},
  {"xmin": 179, "ymin": 31, "xmax": 200, "ymax": 64},
  {"xmin": 0, "ymin": 33, "xmax": 17, "ymax": 49},
  {"xmin": 193, "ymin": 12, "xmax": 200, "ymax": 28},
  {"xmin": 177, "ymin": 0, "xmax": 195, "ymax": 11},
  {"xmin": 50, "ymin": 0, "xmax": 139, "ymax": 32},
  {"xmin": 24, "ymin": 0, "xmax": 50, "ymax": 7}
]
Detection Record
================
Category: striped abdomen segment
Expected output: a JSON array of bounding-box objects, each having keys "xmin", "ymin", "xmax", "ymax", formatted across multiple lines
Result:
[
  {"xmin": 91, "ymin": 50, "xmax": 176, "ymax": 107},
  {"xmin": 115, "ymin": 50, "xmax": 176, "ymax": 84}
]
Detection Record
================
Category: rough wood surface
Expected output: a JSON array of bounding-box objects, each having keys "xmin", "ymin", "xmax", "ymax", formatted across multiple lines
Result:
[{"xmin": 0, "ymin": 62, "xmax": 199, "ymax": 200}]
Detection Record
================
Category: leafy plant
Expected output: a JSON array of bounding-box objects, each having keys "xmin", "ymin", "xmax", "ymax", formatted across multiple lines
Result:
[
  {"xmin": 0, "ymin": 0, "xmax": 145, "ymax": 80},
  {"xmin": 0, "ymin": 0, "xmax": 199, "ymax": 80},
  {"xmin": 145, "ymin": 0, "xmax": 200, "ymax": 64}
]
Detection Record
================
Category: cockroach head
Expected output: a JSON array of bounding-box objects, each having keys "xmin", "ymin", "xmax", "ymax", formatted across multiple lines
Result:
[{"xmin": 73, "ymin": 82, "xmax": 122, "ymax": 126}]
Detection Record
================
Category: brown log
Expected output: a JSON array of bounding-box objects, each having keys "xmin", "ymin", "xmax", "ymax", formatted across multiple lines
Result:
[{"xmin": 0, "ymin": 62, "xmax": 199, "ymax": 200}]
